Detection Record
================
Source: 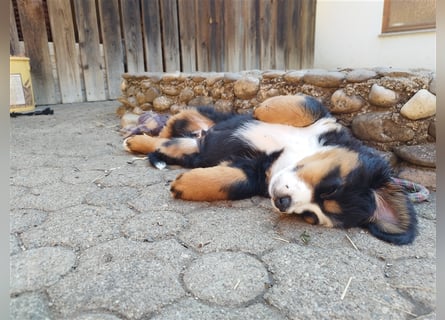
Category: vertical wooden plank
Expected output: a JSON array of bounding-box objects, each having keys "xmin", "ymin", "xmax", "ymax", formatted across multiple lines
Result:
[
  {"xmin": 16, "ymin": 0, "xmax": 58, "ymax": 104},
  {"xmin": 299, "ymin": 0, "xmax": 316, "ymax": 68},
  {"xmin": 284, "ymin": 0, "xmax": 300, "ymax": 69},
  {"xmin": 73, "ymin": 0, "xmax": 106, "ymax": 101},
  {"xmin": 47, "ymin": 0, "xmax": 83, "ymax": 103},
  {"xmin": 242, "ymin": 0, "xmax": 260, "ymax": 70},
  {"xmin": 195, "ymin": 0, "xmax": 210, "ymax": 71},
  {"xmin": 141, "ymin": 0, "xmax": 163, "ymax": 71},
  {"xmin": 210, "ymin": 0, "xmax": 225, "ymax": 71},
  {"xmin": 98, "ymin": 0, "xmax": 124, "ymax": 99},
  {"xmin": 259, "ymin": 0, "xmax": 277, "ymax": 70},
  {"xmin": 224, "ymin": 0, "xmax": 244, "ymax": 71},
  {"xmin": 160, "ymin": 0, "xmax": 181, "ymax": 72},
  {"xmin": 10, "ymin": 0, "xmax": 22, "ymax": 55},
  {"xmin": 177, "ymin": 0, "xmax": 196, "ymax": 72},
  {"xmin": 120, "ymin": 0, "xmax": 145, "ymax": 73},
  {"xmin": 275, "ymin": 0, "xmax": 286, "ymax": 70}
]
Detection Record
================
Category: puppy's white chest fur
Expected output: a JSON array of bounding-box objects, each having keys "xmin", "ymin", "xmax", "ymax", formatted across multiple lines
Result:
[{"xmin": 238, "ymin": 118, "xmax": 340, "ymax": 174}]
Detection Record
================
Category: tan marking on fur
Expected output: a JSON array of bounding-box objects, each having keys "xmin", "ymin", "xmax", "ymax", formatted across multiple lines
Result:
[
  {"xmin": 297, "ymin": 148, "xmax": 359, "ymax": 187},
  {"xmin": 171, "ymin": 166, "xmax": 246, "ymax": 201},
  {"xmin": 303, "ymin": 215, "xmax": 317, "ymax": 225},
  {"xmin": 323, "ymin": 200, "xmax": 342, "ymax": 214},
  {"xmin": 253, "ymin": 95, "xmax": 316, "ymax": 127},
  {"xmin": 158, "ymin": 138, "xmax": 199, "ymax": 158},
  {"xmin": 159, "ymin": 108, "xmax": 215, "ymax": 138},
  {"xmin": 123, "ymin": 135, "xmax": 168, "ymax": 154}
]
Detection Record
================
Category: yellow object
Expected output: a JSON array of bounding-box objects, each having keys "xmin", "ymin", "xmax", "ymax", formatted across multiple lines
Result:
[{"xmin": 10, "ymin": 56, "xmax": 35, "ymax": 113}]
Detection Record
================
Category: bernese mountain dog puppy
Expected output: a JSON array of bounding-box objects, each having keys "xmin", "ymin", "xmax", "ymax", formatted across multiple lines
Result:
[{"xmin": 123, "ymin": 94, "xmax": 417, "ymax": 245}]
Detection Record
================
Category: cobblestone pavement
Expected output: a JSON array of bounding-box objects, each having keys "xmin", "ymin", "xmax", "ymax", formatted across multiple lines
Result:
[{"xmin": 10, "ymin": 101, "xmax": 436, "ymax": 319}]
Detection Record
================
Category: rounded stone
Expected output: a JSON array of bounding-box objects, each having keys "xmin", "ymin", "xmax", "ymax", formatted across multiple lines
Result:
[
  {"xmin": 188, "ymin": 96, "xmax": 213, "ymax": 106},
  {"xmin": 330, "ymin": 89, "xmax": 365, "ymax": 113},
  {"xmin": 214, "ymin": 99, "xmax": 233, "ymax": 113},
  {"xmin": 122, "ymin": 211, "xmax": 187, "ymax": 240},
  {"xmin": 397, "ymin": 166, "xmax": 436, "ymax": 190},
  {"xmin": 351, "ymin": 112, "xmax": 415, "ymax": 142},
  {"xmin": 178, "ymin": 87, "xmax": 195, "ymax": 103},
  {"xmin": 153, "ymin": 96, "xmax": 174, "ymax": 112},
  {"xmin": 400, "ymin": 89, "xmax": 436, "ymax": 120},
  {"xmin": 283, "ymin": 70, "xmax": 306, "ymax": 83},
  {"xmin": 136, "ymin": 92, "xmax": 147, "ymax": 105},
  {"xmin": 145, "ymin": 87, "xmax": 160, "ymax": 103},
  {"xmin": 346, "ymin": 69, "xmax": 377, "ymax": 82},
  {"xmin": 10, "ymin": 247, "xmax": 76, "ymax": 293},
  {"xmin": 193, "ymin": 85, "xmax": 207, "ymax": 96},
  {"xmin": 303, "ymin": 70, "xmax": 345, "ymax": 87},
  {"xmin": 183, "ymin": 251, "xmax": 270, "ymax": 306},
  {"xmin": 161, "ymin": 85, "xmax": 181, "ymax": 96},
  {"xmin": 368, "ymin": 84, "xmax": 399, "ymax": 107},
  {"xmin": 233, "ymin": 76, "xmax": 260, "ymax": 99},
  {"xmin": 393, "ymin": 144, "xmax": 436, "ymax": 168}
]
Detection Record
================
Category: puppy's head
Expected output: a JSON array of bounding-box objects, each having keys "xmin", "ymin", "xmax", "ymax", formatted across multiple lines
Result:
[{"xmin": 268, "ymin": 147, "xmax": 418, "ymax": 245}]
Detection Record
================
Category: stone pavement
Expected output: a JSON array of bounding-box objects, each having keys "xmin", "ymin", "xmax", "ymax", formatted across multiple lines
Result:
[{"xmin": 10, "ymin": 101, "xmax": 436, "ymax": 320}]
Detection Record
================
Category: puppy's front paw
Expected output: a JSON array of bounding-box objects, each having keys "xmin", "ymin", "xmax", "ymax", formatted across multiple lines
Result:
[{"xmin": 123, "ymin": 135, "xmax": 158, "ymax": 154}]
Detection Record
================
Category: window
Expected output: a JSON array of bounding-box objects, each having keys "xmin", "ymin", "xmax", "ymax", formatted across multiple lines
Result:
[{"xmin": 382, "ymin": 0, "xmax": 436, "ymax": 33}]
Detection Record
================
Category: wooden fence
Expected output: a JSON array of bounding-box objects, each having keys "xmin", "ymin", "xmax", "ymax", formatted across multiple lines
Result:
[{"xmin": 10, "ymin": 0, "xmax": 316, "ymax": 105}]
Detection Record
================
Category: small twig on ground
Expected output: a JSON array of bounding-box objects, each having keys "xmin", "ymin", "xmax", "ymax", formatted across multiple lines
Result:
[
  {"xmin": 345, "ymin": 234, "xmax": 359, "ymax": 251},
  {"xmin": 340, "ymin": 277, "xmax": 353, "ymax": 300},
  {"xmin": 233, "ymin": 280, "xmax": 241, "ymax": 290},
  {"xmin": 272, "ymin": 236, "xmax": 290, "ymax": 243},
  {"xmin": 127, "ymin": 156, "xmax": 148, "ymax": 164}
]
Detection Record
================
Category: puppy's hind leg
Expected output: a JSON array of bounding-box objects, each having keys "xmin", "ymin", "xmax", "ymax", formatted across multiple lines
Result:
[
  {"xmin": 170, "ymin": 165, "xmax": 259, "ymax": 201},
  {"xmin": 253, "ymin": 94, "xmax": 331, "ymax": 127}
]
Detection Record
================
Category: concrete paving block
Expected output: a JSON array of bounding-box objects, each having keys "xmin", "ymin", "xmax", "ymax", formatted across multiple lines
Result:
[
  {"xmin": 21, "ymin": 205, "xmax": 134, "ymax": 250},
  {"xmin": 10, "ymin": 247, "xmax": 76, "ymax": 294},
  {"xmin": 10, "ymin": 166, "xmax": 63, "ymax": 187},
  {"xmin": 10, "ymin": 208, "xmax": 48, "ymax": 233},
  {"xmin": 12, "ymin": 183, "xmax": 97, "ymax": 211},
  {"xmin": 263, "ymin": 244, "xmax": 416, "ymax": 319},
  {"xmin": 122, "ymin": 210, "xmax": 187, "ymax": 241},
  {"xmin": 10, "ymin": 292, "xmax": 53, "ymax": 320},
  {"xmin": 385, "ymin": 257, "xmax": 436, "ymax": 316},
  {"xmin": 350, "ymin": 218, "xmax": 436, "ymax": 261},
  {"xmin": 9, "ymin": 234, "xmax": 22, "ymax": 256},
  {"xmin": 178, "ymin": 207, "xmax": 283, "ymax": 254},
  {"xmin": 151, "ymin": 298, "xmax": 286, "ymax": 320},
  {"xmin": 83, "ymin": 186, "xmax": 140, "ymax": 207},
  {"xmin": 67, "ymin": 313, "xmax": 124, "ymax": 320},
  {"xmin": 48, "ymin": 238, "xmax": 194, "ymax": 319},
  {"xmin": 94, "ymin": 163, "xmax": 165, "ymax": 188},
  {"xmin": 128, "ymin": 182, "xmax": 207, "ymax": 214},
  {"xmin": 183, "ymin": 251, "xmax": 270, "ymax": 306}
]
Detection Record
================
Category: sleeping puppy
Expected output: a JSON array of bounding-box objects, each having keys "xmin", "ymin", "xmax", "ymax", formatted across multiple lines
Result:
[{"xmin": 123, "ymin": 94, "xmax": 417, "ymax": 245}]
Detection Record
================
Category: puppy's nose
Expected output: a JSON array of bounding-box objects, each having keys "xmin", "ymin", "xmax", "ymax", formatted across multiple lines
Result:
[{"xmin": 274, "ymin": 196, "xmax": 291, "ymax": 212}]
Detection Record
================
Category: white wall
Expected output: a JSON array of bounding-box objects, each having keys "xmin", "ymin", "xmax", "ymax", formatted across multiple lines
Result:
[{"xmin": 314, "ymin": 0, "xmax": 436, "ymax": 71}]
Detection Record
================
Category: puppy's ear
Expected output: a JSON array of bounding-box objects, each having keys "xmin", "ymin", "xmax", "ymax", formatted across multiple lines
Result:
[{"xmin": 367, "ymin": 181, "xmax": 418, "ymax": 245}]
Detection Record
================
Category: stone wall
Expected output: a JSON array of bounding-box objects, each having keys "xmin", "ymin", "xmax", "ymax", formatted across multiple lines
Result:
[{"xmin": 118, "ymin": 68, "xmax": 436, "ymax": 189}]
